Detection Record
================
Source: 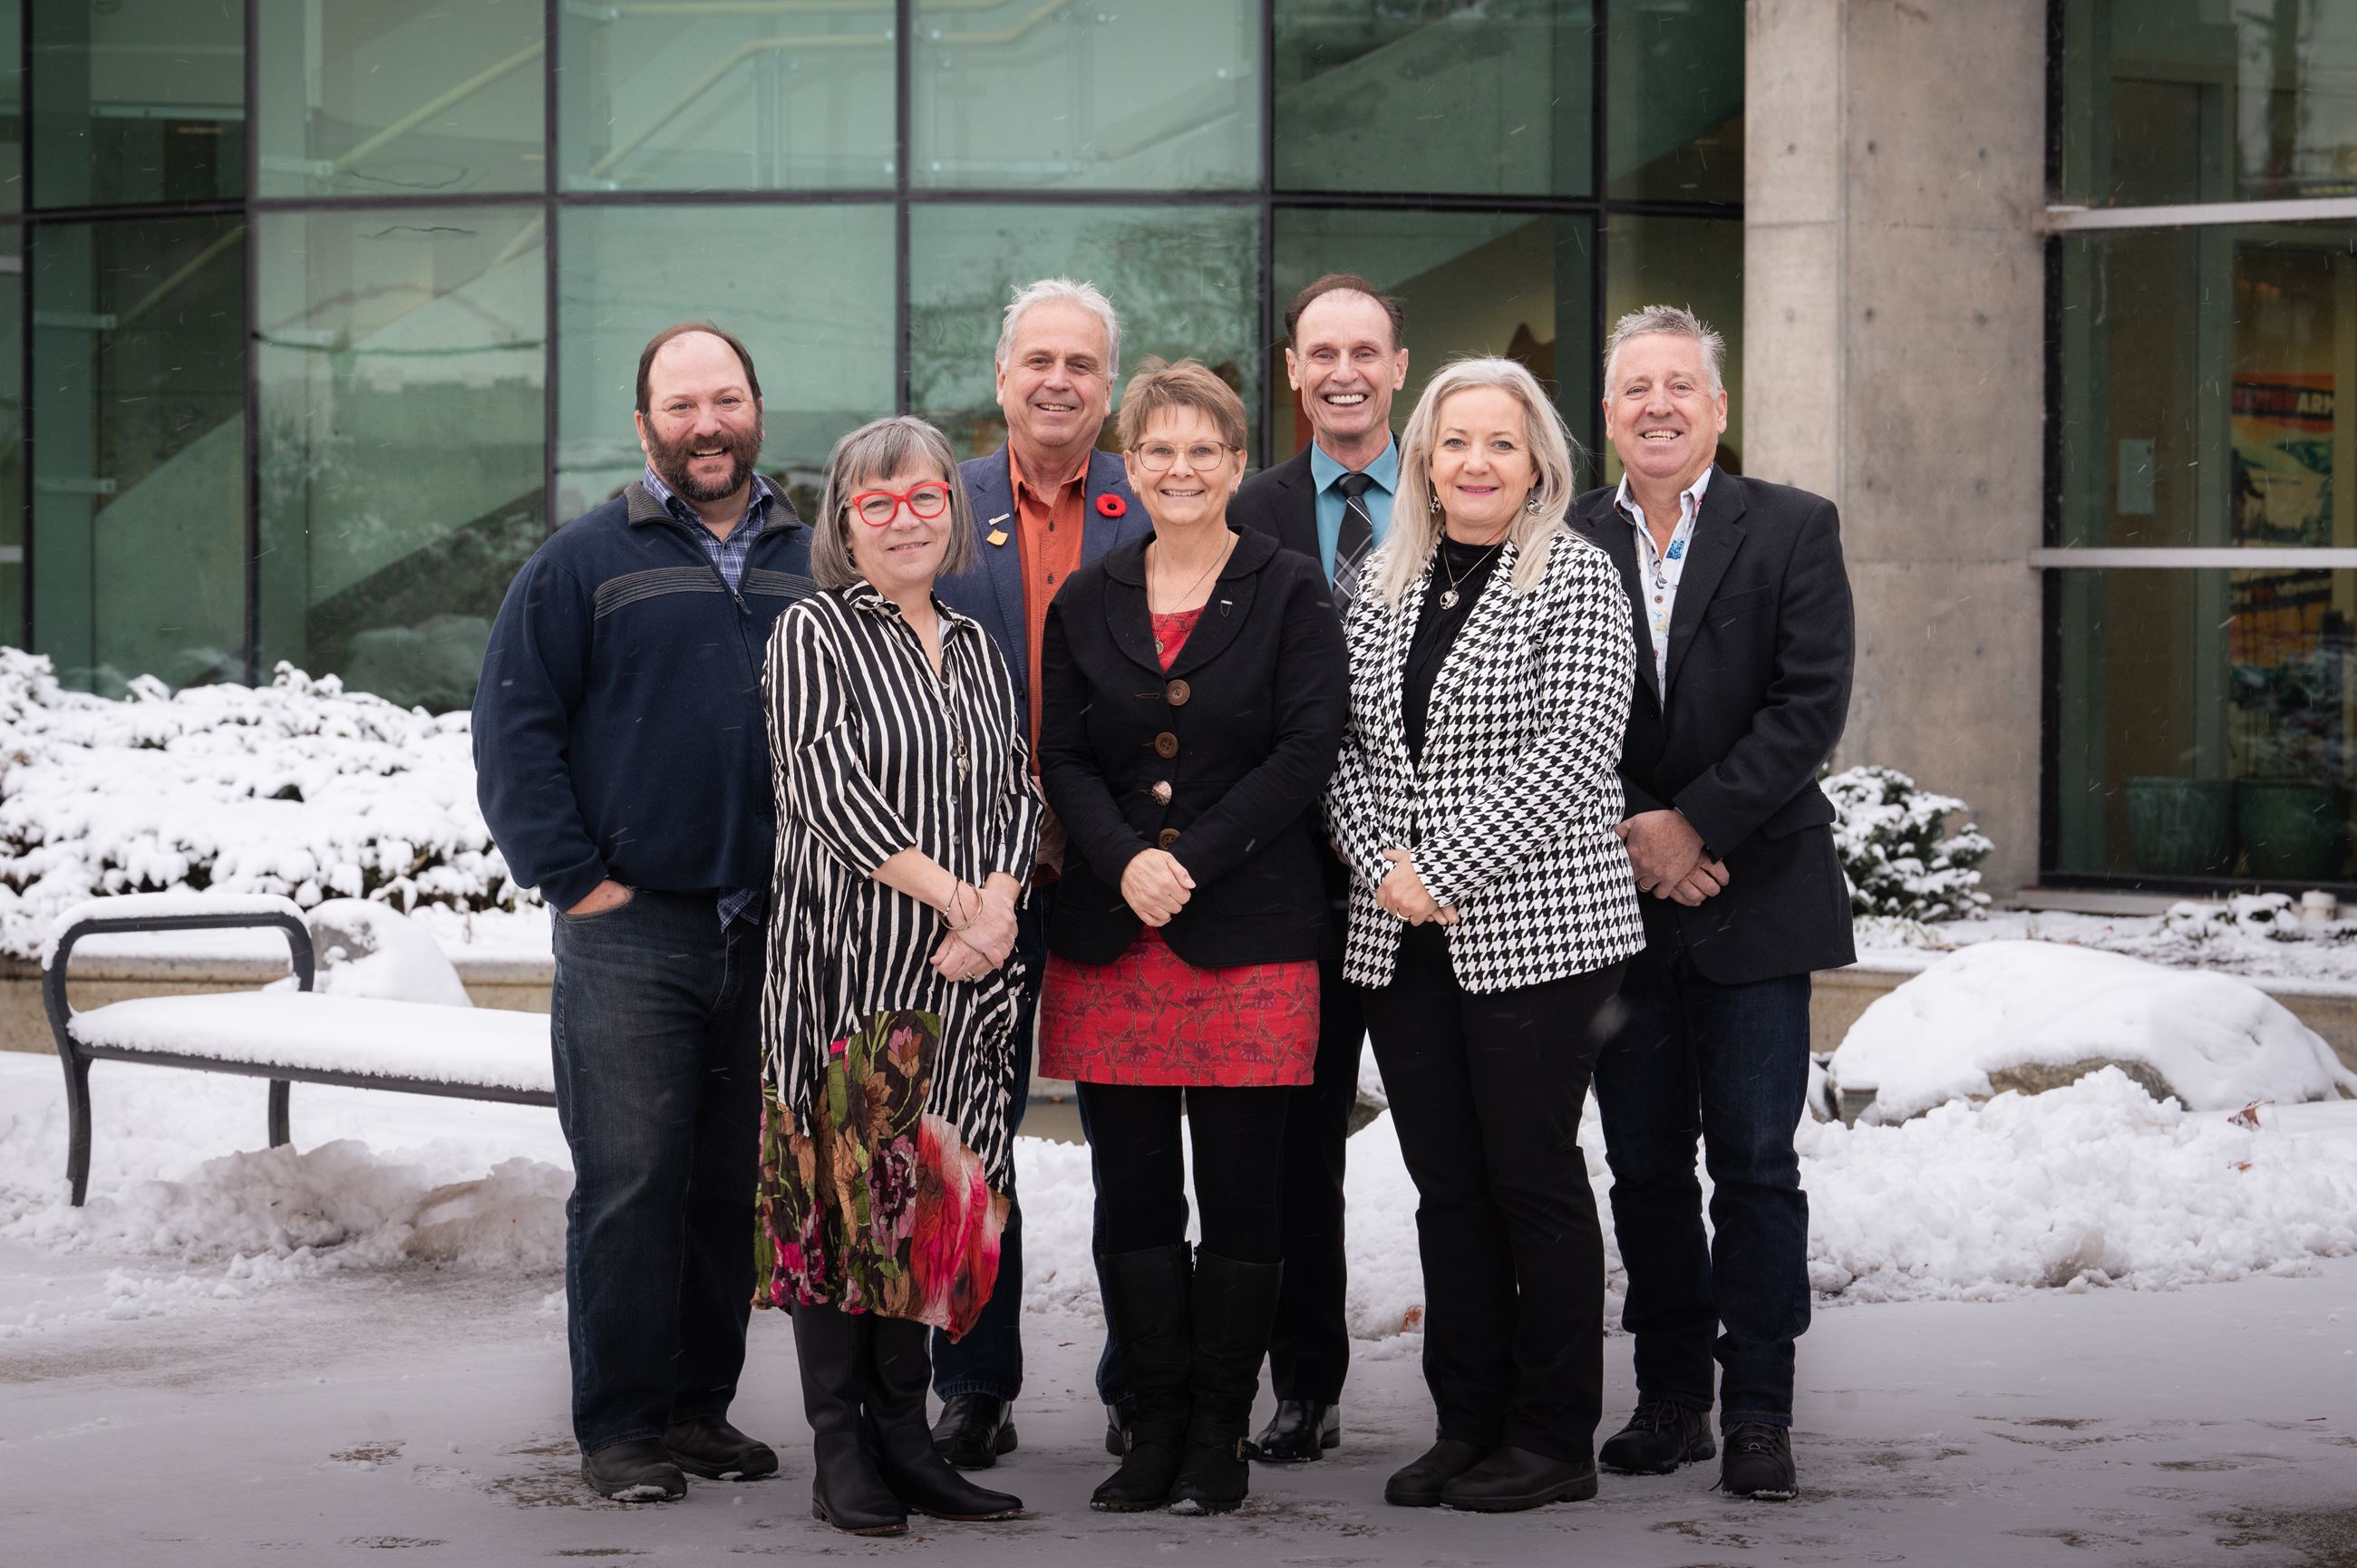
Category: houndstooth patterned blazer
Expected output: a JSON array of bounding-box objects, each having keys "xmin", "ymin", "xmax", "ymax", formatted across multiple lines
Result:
[{"xmin": 1326, "ymin": 527, "xmax": 1646, "ymax": 993}]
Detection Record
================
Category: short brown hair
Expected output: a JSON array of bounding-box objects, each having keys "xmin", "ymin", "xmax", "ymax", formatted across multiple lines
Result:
[
  {"xmin": 810, "ymin": 416, "xmax": 977, "ymax": 592},
  {"xmin": 636, "ymin": 322, "xmax": 762, "ymax": 415},
  {"xmin": 1285, "ymin": 272, "xmax": 1404, "ymax": 350},
  {"xmin": 1116, "ymin": 358, "xmax": 1248, "ymax": 451}
]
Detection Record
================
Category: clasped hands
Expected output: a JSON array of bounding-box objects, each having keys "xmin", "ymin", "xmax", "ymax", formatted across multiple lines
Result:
[
  {"xmin": 930, "ymin": 878, "xmax": 1020, "ymax": 983},
  {"xmin": 1376, "ymin": 847, "xmax": 1458, "ymax": 927},
  {"xmin": 1120, "ymin": 847, "xmax": 1196, "ymax": 927},
  {"xmin": 1619, "ymin": 808, "xmax": 1731, "ymax": 906}
]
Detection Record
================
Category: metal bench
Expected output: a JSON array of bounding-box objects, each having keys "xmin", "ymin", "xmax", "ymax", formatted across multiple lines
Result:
[{"xmin": 44, "ymin": 895, "xmax": 556, "ymax": 1206}]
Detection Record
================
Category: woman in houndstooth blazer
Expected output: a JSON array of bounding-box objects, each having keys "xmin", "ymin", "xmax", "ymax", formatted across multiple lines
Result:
[{"xmin": 1325, "ymin": 357, "xmax": 1644, "ymax": 1515}]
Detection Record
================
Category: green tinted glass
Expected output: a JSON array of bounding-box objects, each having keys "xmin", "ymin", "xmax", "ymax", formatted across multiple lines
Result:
[
  {"xmin": 31, "ymin": 0, "xmax": 243, "ymax": 208},
  {"xmin": 255, "ymin": 0, "xmax": 544, "ymax": 199},
  {"xmin": 2061, "ymin": 0, "xmax": 2357, "ymax": 206},
  {"xmin": 1606, "ymin": 0, "xmax": 1742, "ymax": 203},
  {"xmin": 1274, "ymin": 0, "xmax": 1593, "ymax": 197},
  {"xmin": 558, "ymin": 0, "xmax": 891, "ymax": 190},
  {"xmin": 255, "ymin": 207, "xmax": 545, "ymax": 712},
  {"xmin": 557, "ymin": 204, "xmax": 894, "ymax": 527},
  {"xmin": 911, "ymin": 204, "xmax": 1262, "ymax": 461},
  {"xmin": 912, "ymin": 1, "xmax": 1257, "ymax": 190},
  {"xmin": 1600, "ymin": 214, "xmax": 1741, "ymax": 484},
  {"xmin": 0, "ymin": 224, "xmax": 18, "ymax": 644},
  {"xmin": 1272, "ymin": 208, "xmax": 1595, "ymax": 465},
  {"xmin": 32, "ymin": 215, "xmax": 245, "ymax": 692},
  {"xmin": 0, "ymin": 0, "xmax": 21, "ymax": 214}
]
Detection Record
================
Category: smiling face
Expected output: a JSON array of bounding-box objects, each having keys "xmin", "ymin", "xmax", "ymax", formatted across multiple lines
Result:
[
  {"xmin": 635, "ymin": 330, "xmax": 764, "ymax": 503},
  {"xmin": 1603, "ymin": 331, "xmax": 1727, "ymax": 494},
  {"xmin": 1286, "ymin": 290, "xmax": 1407, "ymax": 456},
  {"xmin": 1125, "ymin": 405, "xmax": 1242, "ymax": 534},
  {"xmin": 1428, "ymin": 384, "xmax": 1537, "ymax": 541},
  {"xmin": 842, "ymin": 463, "xmax": 955, "ymax": 598},
  {"xmin": 994, "ymin": 297, "xmax": 1114, "ymax": 463}
]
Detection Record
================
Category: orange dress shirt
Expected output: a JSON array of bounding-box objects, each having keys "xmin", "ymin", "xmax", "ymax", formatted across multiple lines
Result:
[{"xmin": 1009, "ymin": 448, "xmax": 1088, "ymax": 772}]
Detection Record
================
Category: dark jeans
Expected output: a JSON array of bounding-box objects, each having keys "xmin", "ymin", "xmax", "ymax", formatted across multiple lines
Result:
[
  {"xmin": 549, "ymin": 888, "xmax": 763, "ymax": 1457},
  {"xmin": 1267, "ymin": 948, "xmax": 1364, "ymax": 1404},
  {"xmin": 1075, "ymin": 1081, "xmax": 1289, "ymax": 1263},
  {"xmin": 930, "ymin": 885, "xmax": 1047, "ymax": 1401},
  {"xmin": 1593, "ymin": 924, "xmax": 1814, "ymax": 1430},
  {"xmin": 1366, "ymin": 924, "xmax": 1624, "ymax": 1463}
]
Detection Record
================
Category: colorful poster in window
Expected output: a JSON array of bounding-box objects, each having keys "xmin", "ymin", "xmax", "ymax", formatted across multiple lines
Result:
[
  {"xmin": 2231, "ymin": 374, "xmax": 2333, "ymax": 547},
  {"xmin": 2228, "ymin": 375, "xmax": 2342, "ymax": 781}
]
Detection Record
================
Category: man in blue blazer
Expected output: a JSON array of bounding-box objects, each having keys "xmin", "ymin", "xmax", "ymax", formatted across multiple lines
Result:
[{"xmin": 931, "ymin": 277, "xmax": 1149, "ymax": 1466}]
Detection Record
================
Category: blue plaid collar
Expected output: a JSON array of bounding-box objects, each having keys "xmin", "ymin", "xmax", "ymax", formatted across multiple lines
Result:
[{"xmin": 640, "ymin": 464, "xmax": 780, "ymax": 538}]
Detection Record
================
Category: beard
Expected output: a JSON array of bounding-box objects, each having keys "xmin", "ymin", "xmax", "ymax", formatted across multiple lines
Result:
[{"xmin": 647, "ymin": 416, "xmax": 764, "ymax": 504}]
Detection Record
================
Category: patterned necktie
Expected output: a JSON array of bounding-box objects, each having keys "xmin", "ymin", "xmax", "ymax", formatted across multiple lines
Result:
[{"xmin": 1332, "ymin": 471, "xmax": 1376, "ymax": 619}]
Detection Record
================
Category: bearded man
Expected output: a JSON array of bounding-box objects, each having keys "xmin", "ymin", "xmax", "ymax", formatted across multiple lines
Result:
[{"xmin": 475, "ymin": 322, "xmax": 815, "ymax": 1502}]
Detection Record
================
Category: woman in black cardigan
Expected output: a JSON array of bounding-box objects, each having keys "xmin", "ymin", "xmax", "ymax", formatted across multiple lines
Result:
[{"xmin": 1037, "ymin": 359, "xmax": 1348, "ymax": 1516}]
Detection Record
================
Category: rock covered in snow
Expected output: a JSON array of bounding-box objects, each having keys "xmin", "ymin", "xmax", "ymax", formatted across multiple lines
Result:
[
  {"xmin": 1831, "ymin": 940, "xmax": 2357, "ymax": 1122},
  {"xmin": 302, "ymin": 899, "xmax": 472, "ymax": 1008}
]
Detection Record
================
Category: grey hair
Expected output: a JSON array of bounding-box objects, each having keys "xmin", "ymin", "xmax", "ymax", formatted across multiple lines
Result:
[
  {"xmin": 995, "ymin": 277, "xmax": 1121, "ymax": 382},
  {"xmin": 1602, "ymin": 304, "xmax": 1726, "ymax": 399},
  {"xmin": 1372, "ymin": 356, "xmax": 1583, "ymax": 607},
  {"xmin": 810, "ymin": 416, "xmax": 977, "ymax": 592}
]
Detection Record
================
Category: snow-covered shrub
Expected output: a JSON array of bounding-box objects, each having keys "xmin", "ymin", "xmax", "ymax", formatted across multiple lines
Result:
[
  {"xmin": 2161, "ymin": 892, "xmax": 2307, "ymax": 943},
  {"xmin": 0, "ymin": 649, "xmax": 529, "ymax": 960},
  {"xmin": 1825, "ymin": 764, "xmax": 1993, "ymax": 923}
]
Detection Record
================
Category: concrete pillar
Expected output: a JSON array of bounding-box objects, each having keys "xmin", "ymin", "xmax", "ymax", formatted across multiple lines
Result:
[{"xmin": 1743, "ymin": 0, "xmax": 2049, "ymax": 892}]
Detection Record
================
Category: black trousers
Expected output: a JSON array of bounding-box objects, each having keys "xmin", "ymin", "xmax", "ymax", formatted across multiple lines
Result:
[
  {"xmin": 1365, "ymin": 924, "xmax": 1625, "ymax": 1462},
  {"xmin": 1076, "ymin": 1080, "xmax": 1290, "ymax": 1263},
  {"xmin": 1266, "ymin": 945, "xmax": 1364, "ymax": 1403}
]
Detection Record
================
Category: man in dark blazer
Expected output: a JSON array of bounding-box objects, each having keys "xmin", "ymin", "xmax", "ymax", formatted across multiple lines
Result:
[
  {"xmin": 1227, "ymin": 272, "xmax": 1409, "ymax": 1464},
  {"xmin": 1571, "ymin": 305, "xmax": 1855, "ymax": 1503},
  {"xmin": 931, "ymin": 277, "xmax": 1149, "ymax": 1466}
]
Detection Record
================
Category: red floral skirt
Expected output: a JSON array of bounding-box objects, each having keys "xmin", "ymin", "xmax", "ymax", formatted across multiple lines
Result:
[{"xmin": 1038, "ymin": 926, "xmax": 1318, "ymax": 1087}]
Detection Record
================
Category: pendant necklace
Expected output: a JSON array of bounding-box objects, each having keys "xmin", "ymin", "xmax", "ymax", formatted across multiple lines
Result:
[
  {"xmin": 1149, "ymin": 534, "xmax": 1234, "ymax": 656},
  {"xmin": 1436, "ymin": 533, "xmax": 1508, "ymax": 610}
]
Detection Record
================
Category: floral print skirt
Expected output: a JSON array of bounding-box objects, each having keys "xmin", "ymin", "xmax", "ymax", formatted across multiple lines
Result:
[
  {"xmin": 757, "ymin": 1007, "xmax": 1008, "ymax": 1339},
  {"xmin": 1038, "ymin": 925, "xmax": 1319, "ymax": 1087}
]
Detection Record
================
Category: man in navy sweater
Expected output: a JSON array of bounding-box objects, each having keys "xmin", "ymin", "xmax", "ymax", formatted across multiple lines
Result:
[{"xmin": 475, "ymin": 324, "xmax": 815, "ymax": 1502}]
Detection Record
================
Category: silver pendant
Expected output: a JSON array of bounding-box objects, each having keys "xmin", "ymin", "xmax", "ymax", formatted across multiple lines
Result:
[{"xmin": 1439, "ymin": 588, "xmax": 1460, "ymax": 610}]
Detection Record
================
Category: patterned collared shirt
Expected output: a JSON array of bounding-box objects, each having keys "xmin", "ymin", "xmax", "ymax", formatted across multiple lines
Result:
[
  {"xmin": 1614, "ymin": 467, "xmax": 1713, "ymax": 700},
  {"xmin": 641, "ymin": 465, "xmax": 782, "ymax": 928}
]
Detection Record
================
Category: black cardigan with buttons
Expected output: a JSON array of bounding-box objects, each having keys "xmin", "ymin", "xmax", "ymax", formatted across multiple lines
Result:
[{"xmin": 1037, "ymin": 526, "xmax": 1349, "ymax": 967}]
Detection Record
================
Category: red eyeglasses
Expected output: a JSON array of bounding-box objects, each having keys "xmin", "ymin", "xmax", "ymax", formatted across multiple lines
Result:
[{"xmin": 848, "ymin": 481, "xmax": 954, "ymax": 526}]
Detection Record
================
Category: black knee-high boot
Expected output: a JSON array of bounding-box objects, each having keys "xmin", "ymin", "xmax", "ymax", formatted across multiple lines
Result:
[
  {"xmin": 1170, "ymin": 1253, "xmax": 1283, "ymax": 1515},
  {"xmin": 868, "ymin": 1316, "xmax": 1023, "ymax": 1521},
  {"xmin": 791, "ymin": 1303, "xmax": 906, "ymax": 1536},
  {"xmin": 1091, "ymin": 1244, "xmax": 1193, "ymax": 1511}
]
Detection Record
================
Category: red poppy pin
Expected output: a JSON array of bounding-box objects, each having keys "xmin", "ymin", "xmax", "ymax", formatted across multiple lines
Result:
[{"xmin": 1096, "ymin": 493, "xmax": 1127, "ymax": 518}]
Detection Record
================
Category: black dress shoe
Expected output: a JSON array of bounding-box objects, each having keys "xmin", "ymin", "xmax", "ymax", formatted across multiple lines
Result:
[
  {"xmin": 1246, "ymin": 1400, "xmax": 1340, "ymax": 1463},
  {"xmin": 663, "ymin": 1416, "xmax": 779, "ymax": 1481},
  {"xmin": 1600, "ymin": 1399, "xmax": 1716, "ymax": 1475},
  {"xmin": 931, "ymin": 1393, "xmax": 1018, "ymax": 1470},
  {"xmin": 1382, "ymin": 1438, "xmax": 1491, "ymax": 1507},
  {"xmin": 580, "ymin": 1438, "xmax": 686, "ymax": 1502},
  {"xmin": 1720, "ymin": 1422, "xmax": 1798, "ymax": 1500},
  {"xmin": 1440, "ymin": 1445, "xmax": 1598, "ymax": 1512}
]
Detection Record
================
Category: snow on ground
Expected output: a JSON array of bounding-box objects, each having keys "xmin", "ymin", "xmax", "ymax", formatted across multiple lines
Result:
[
  {"xmin": 1860, "ymin": 895, "xmax": 2357, "ymax": 987},
  {"xmin": 1833, "ymin": 942, "xmax": 2357, "ymax": 1123}
]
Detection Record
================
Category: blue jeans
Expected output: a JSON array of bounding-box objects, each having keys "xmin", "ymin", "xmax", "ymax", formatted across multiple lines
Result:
[
  {"xmin": 929, "ymin": 885, "xmax": 1047, "ymax": 1401},
  {"xmin": 549, "ymin": 888, "xmax": 763, "ymax": 1456},
  {"xmin": 1592, "ymin": 925, "xmax": 1813, "ymax": 1430}
]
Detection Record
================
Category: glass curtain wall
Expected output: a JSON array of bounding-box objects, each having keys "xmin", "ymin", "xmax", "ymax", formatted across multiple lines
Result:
[
  {"xmin": 6, "ymin": 0, "xmax": 1743, "ymax": 709},
  {"xmin": 2051, "ymin": 3, "xmax": 2357, "ymax": 887}
]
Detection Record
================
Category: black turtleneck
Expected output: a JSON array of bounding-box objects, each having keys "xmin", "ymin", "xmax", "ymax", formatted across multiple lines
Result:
[{"xmin": 1402, "ymin": 535, "xmax": 1507, "ymax": 765}]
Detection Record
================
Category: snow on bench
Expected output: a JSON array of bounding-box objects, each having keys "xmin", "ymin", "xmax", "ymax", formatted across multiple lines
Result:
[{"xmin": 44, "ymin": 895, "xmax": 555, "ymax": 1206}]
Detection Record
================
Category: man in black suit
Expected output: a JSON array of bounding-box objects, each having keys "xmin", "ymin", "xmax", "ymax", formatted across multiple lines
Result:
[
  {"xmin": 1571, "ymin": 305, "xmax": 1855, "ymax": 1502},
  {"xmin": 1227, "ymin": 272, "xmax": 1409, "ymax": 1464}
]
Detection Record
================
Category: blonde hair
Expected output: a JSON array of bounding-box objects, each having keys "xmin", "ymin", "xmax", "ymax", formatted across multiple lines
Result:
[
  {"xmin": 1116, "ymin": 357, "xmax": 1248, "ymax": 451},
  {"xmin": 811, "ymin": 416, "xmax": 977, "ymax": 591},
  {"xmin": 1373, "ymin": 356, "xmax": 1582, "ymax": 605}
]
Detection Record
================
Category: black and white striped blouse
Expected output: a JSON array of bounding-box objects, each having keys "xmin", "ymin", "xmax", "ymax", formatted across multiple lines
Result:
[{"xmin": 759, "ymin": 580, "xmax": 1043, "ymax": 1186}]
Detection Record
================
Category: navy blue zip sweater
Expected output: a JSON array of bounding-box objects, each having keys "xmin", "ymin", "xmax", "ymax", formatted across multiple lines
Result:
[{"xmin": 474, "ymin": 481, "xmax": 816, "ymax": 914}]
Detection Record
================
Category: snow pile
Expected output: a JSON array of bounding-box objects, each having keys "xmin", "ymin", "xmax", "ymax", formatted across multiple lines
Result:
[
  {"xmin": 1856, "ymin": 896, "xmax": 2357, "ymax": 985},
  {"xmin": 0, "ymin": 650, "xmax": 528, "ymax": 963},
  {"xmin": 1831, "ymin": 941, "xmax": 2357, "ymax": 1122},
  {"xmin": 298, "ymin": 898, "xmax": 474, "ymax": 1007}
]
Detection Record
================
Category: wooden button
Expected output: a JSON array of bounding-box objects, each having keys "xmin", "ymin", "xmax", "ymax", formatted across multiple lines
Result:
[
  {"xmin": 1153, "ymin": 731, "xmax": 1179, "ymax": 759},
  {"xmin": 1166, "ymin": 679, "xmax": 1191, "ymax": 706},
  {"xmin": 1150, "ymin": 780, "xmax": 1173, "ymax": 806},
  {"xmin": 1156, "ymin": 828, "xmax": 1181, "ymax": 850}
]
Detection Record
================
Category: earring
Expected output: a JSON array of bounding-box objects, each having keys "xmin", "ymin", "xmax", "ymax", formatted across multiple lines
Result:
[
  {"xmin": 1428, "ymin": 491, "xmax": 1441, "ymax": 514},
  {"xmin": 1526, "ymin": 493, "xmax": 1543, "ymax": 514}
]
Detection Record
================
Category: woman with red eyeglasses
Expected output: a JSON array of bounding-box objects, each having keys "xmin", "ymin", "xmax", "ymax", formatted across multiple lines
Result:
[{"xmin": 757, "ymin": 414, "xmax": 1043, "ymax": 1536}]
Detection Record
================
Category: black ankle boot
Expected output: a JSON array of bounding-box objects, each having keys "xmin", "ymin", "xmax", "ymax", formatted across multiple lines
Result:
[
  {"xmin": 790, "ymin": 1302, "xmax": 907, "ymax": 1536},
  {"xmin": 1091, "ymin": 1244, "xmax": 1193, "ymax": 1512},
  {"xmin": 868, "ymin": 1318, "xmax": 1023, "ymax": 1521},
  {"xmin": 1600, "ymin": 1399, "xmax": 1715, "ymax": 1475},
  {"xmin": 1169, "ymin": 1253, "xmax": 1283, "ymax": 1515}
]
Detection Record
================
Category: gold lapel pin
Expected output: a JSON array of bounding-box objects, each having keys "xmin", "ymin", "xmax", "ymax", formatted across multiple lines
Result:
[{"xmin": 986, "ymin": 513, "xmax": 1011, "ymax": 547}]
